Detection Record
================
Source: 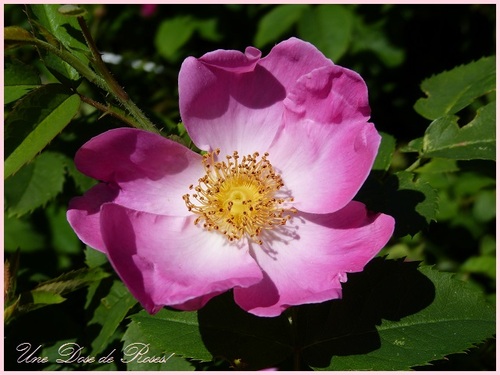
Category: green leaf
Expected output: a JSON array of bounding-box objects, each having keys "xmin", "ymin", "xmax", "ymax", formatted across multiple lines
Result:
[
  {"xmin": 88, "ymin": 280, "xmax": 137, "ymax": 357},
  {"xmin": 29, "ymin": 5, "xmax": 89, "ymax": 54},
  {"xmin": 62, "ymin": 153, "xmax": 97, "ymax": 193},
  {"xmin": 11, "ymin": 290, "xmax": 66, "ymax": 319},
  {"xmin": 45, "ymin": 202, "xmax": 81, "ymax": 254},
  {"xmin": 421, "ymin": 102, "xmax": 495, "ymax": 161},
  {"xmin": 298, "ymin": 5, "xmax": 353, "ymax": 62},
  {"xmin": 42, "ymin": 52, "xmax": 82, "ymax": 86},
  {"xmin": 5, "ymin": 152, "xmax": 66, "ymax": 217},
  {"xmin": 33, "ymin": 267, "xmax": 110, "ymax": 296},
  {"xmin": 414, "ymin": 56, "xmax": 495, "ymax": 120},
  {"xmin": 29, "ymin": 5, "xmax": 90, "ymax": 83},
  {"xmin": 4, "ymin": 215, "xmax": 46, "ymax": 252},
  {"xmin": 298, "ymin": 258, "xmax": 495, "ymax": 370},
  {"xmin": 472, "ymin": 190, "xmax": 496, "ymax": 223},
  {"xmin": 356, "ymin": 171, "xmax": 439, "ymax": 237},
  {"xmin": 414, "ymin": 158, "xmax": 459, "ymax": 174},
  {"xmin": 4, "ymin": 26, "xmax": 37, "ymax": 47},
  {"xmin": 126, "ymin": 292, "xmax": 293, "ymax": 370},
  {"xmin": 84, "ymin": 246, "xmax": 109, "ymax": 268},
  {"xmin": 461, "ymin": 255, "xmax": 496, "ymax": 279},
  {"xmin": 195, "ymin": 18, "xmax": 222, "ymax": 42},
  {"xmin": 122, "ymin": 324, "xmax": 195, "ymax": 370},
  {"xmin": 254, "ymin": 5, "xmax": 309, "ymax": 48},
  {"xmin": 126, "ymin": 309, "xmax": 211, "ymax": 363},
  {"xmin": 351, "ymin": 16, "xmax": 404, "ymax": 67},
  {"xmin": 372, "ymin": 132, "xmax": 396, "ymax": 171},
  {"xmin": 155, "ymin": 16, "xmax": 196, "ymax": 62},
  {"xmin": 29, "ymin": 290, "xmax": 67, "ymax": 305},
  {"xmin": 4, "ymin": 59, "xmax": 41, "ymax": 104},
  {"xmin": 4, "ymin": 84, "xmax": 81, "ymax": 179},
  {"xmin": 58, "ymin": 4, "xmax": 87, "ymax": 17},
  {"xmin": 401, "ymin": 137, "xmax": 423, "ymax": 153}
]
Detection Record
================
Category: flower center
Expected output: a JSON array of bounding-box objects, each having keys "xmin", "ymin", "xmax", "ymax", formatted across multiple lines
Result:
[{"xmin": 183, "ymin": 149, "xmax": 296, "ymax": 245}]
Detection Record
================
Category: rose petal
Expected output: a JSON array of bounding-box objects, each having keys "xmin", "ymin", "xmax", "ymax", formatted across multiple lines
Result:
[
  {"xmin": 67, "ymin": 128, "xmax": 206, "ymax": 252},
  {"xmin": 269, "ymin": 117, "xmax": 381, "ymax": 214},
  {"xmin": 284, "ymin": 65, "xmax": 371, "ymax": 125},
  {"xmin": 179, "ymin": 55, "xmax": 285, "ymax": 157},
  {"xmin": 74, "ymin": 127, "xmax": 203, "ymax": 212},
  {"xmin": 234, "ymin": 201, "xmax": 395, "ymax": 317},
  {"xmin": 100, "ymin": 204, "xmax": 263, "ymax": 313},
  {"xmin": 199, "ymin": 46, "xmax": 262, "ymax": 72},
  {"xmin": 259, "ymin": 37, "xmax": 335, "ymax": 92},
  {"xmin": 178, "ymin": 38, "xmax": 334, "ymax": 157},
  {"xmin": 67, "ymin": 183, "xmax": 119, "ymax": 251}
]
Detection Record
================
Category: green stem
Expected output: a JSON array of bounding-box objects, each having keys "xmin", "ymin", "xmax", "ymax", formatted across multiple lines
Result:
[
  {"xmin": 76, "ymin": 16, "xmax": 160, "ymax": 134},
  {"xmin": 11, "ymin": 25, "xmax": 162, "ymax": 134},
  {"xmin": 79, "ymin": 95, "xmax": 141, "ymax": 128},
  {"xmin": 31, "ymin": 37, "xmax": 105, "ymax": 89},
  {"xmin": 77, "ymin": 16, "xmax": 129, "ymax": 101},
  {"xmin": 405, "ymin": 158, "xmax": 422, "ymax": 172}
]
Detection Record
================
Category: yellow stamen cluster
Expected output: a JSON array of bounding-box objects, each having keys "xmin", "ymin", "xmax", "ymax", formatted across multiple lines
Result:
[{"xmin": 183, "ymin": 149, "xmax": 296, "ymax": 245}]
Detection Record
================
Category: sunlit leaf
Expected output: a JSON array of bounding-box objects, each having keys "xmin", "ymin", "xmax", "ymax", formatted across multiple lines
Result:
[
  {"xmin": 33, "ymin": 267, "xmax": 110, "ymax": 296},
  {"xmin": 155, "ymin": 16, "xmax": 196, "ymax": 62},
  {"xmin": 254, "ymin": 5, "xmax": 309, "ymax": 48},
  {"xmin": 421, "ymin": 102, "xmax": 495, "ymax": 161},
  {"xmin": 4, "ymin": 84, "xmax": 81, "ymax": 179},
  {"xmin": 29, "ymin": 4, "xmax": 90, "ymax": 83},
  {"xmin": 414, "ymin": 56, "xmax": 495, "ymax": 120},
  {"xmin": 29, "ymin": 4, "xmax": 89, "ymax": 53},
  {"xmin": 29, "ymin": 290, "xmax": 67, "ymax": 306},
  {"xmin": 10, "ymin": 291, "xmax": 66, "ymax": 320},
  {"xmin": 298, "ymin": 5, "xmax": 353, "ymax": 62}
]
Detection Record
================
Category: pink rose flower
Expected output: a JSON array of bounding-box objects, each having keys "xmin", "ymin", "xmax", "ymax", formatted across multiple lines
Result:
[{"xmin": 67, "ymin": 38, "xmax": 395, "ymax": 317}]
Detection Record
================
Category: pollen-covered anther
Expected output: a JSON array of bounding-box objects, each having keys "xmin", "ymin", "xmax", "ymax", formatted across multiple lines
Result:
[{"xmin": 183, "ymin": 149, "xmax": 296, "ymax": 243}]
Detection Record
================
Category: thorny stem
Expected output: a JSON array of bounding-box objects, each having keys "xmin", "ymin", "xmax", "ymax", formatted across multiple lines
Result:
[
  {"xmin": 9, "ymin": 18, "xmax": 162, "ymax": 134},
  {"xmin": 30, "ymin": 37, "xmax": 106, "ymax": 89},
  {"xmin": 76, "ymin": 16, "xmax": 161, "ymax": 134},
  {"xmin": 76, "ymin": 16, "xmax": 129, "ymax": 101},
  {"xmin": 79, "ymin": 95, "xmax": 139, "ymax": 128}
]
